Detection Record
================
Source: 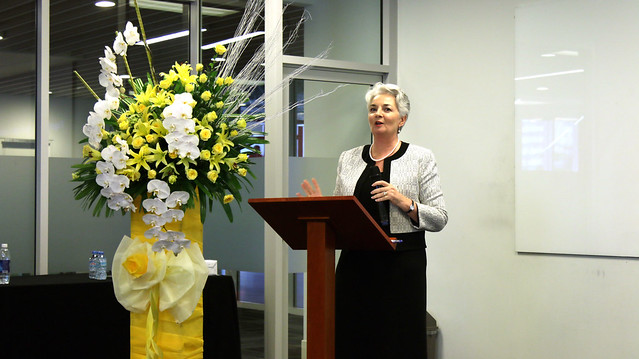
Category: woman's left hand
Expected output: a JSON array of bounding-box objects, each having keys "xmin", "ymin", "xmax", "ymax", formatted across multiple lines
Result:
[
  {"xmin": 371, "ymin": 180, "xmax": 403, "ymax": 206},
  {"xmin": 371, "ymin": 180, "xmax": 417, "ymax": 220}
]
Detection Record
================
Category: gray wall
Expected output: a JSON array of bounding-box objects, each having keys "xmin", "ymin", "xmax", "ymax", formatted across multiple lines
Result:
[{"xmin": 398, "ymin": 0, "xmax": 639, "ymax": 358}]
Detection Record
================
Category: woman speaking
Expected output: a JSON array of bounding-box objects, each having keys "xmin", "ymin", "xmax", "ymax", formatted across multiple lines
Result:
[{"xmin": 298, "ymin": 82, "xmax": 448, "ymax": 358}]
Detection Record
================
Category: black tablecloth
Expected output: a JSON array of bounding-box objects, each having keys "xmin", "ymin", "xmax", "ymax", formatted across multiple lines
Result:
[{"xmin": 0, "ymin": 273, "xmax": 241, "ymax": 358}]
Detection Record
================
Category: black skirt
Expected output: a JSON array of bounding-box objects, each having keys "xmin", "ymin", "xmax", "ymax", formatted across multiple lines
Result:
[{"xmin": 335, "ymin": 233, "xmax": 427, "ymax": 359}]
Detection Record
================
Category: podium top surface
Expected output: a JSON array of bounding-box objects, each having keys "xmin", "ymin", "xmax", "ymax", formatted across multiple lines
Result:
[{"xmin": 248, "ymin": 196, "xmax": 396, "ymax": 251}]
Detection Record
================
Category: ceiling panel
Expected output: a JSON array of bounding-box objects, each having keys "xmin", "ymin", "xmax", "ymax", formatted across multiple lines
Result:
[{"xmin": 0, "ymin": 0, "xmax": 304, "ymax": 98}]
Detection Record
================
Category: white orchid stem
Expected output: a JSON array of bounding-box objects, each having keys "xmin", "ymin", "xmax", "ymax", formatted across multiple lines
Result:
[
  {"xmin": 122, "ymin": 55, "xmax": 136, "ymax": 89},
  {"xmin": 132, "ymin": 0, "xmax": 157, "ymax": 86},
  {"xmin": 73, "ymin": 71, "xmax": 100, "ymax": 101}
]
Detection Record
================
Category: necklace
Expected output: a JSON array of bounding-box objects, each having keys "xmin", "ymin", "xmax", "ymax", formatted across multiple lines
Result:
[{"xmin": 369, "ymin": 139, "xmax": 401, "ymax": 162}]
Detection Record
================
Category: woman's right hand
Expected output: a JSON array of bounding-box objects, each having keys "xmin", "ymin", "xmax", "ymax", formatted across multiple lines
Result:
[{"xmin": 296, "ymin": 178, "xmax": 322, "ymax": 197}]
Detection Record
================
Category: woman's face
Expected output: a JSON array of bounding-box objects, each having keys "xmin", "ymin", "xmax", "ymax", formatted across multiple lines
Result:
[{"xmin": 368, "ymin": 93, "xmax": 406, "ymax": 138}]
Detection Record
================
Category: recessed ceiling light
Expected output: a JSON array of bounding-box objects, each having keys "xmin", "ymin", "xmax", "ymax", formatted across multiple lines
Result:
[{"xmin": 95, "ymin": 1, "xmax": 116, "ymax": 8}]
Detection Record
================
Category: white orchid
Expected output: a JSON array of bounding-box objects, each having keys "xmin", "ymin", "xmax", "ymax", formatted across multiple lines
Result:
[
  {"xmin": 147, "ymin": 179, "xmax": 171, "ymax": 199},
  {"xmin": 107, "ymin": 192, "xmax": 136, "ymax": 212},
  {"xmin": 166, "ymin": 191, "xmax": 189, "ymax": 208},
  {"xmin": 177, "ymin": 140, "xmax": 200, "ymax": 160},
  {"xmin": 151, "ymin": 230, "xmax": 191, "ymax": 254},
  {"xmin": 87, "ymin": 111, "xmax": 105, "ymax": 129},
  {"xmin": 96, "ymin": 172, "xmax": 129, "ymax": 193},
  {"xmin": 123, "ymin": 21, "xmax": 140, "ymax": 46},
  {"xmin": 93, "ymin": 99, "xmax": 112, "ymax": 120},
  {"xmin": 173, "ymin": 92, "xmax": 196, "ymax": 107},
  {"xmin": 113, "ymin": 31, "xmax": 128, "ymax": 56},
  {"xmin": 101, "ymin": 145, "xmax": 128, "ymax": 170},
  {"xmin": 103, "ymin": 46, "xmax": 116, "ymax": 62},
  {"xmin": 105, "ymin": 85, "xmax": 120, "ymax": 98},
  {"xmin": 142, "ymin": 213, "xmax": 167, "ymax": 227},
  {"xmin": 142, "ymin": 198, "xmax": 168, "ymax": 214},
  {"xmin": 163, "ymin": 117, "xmax": 196, "ymax": 134},
  {"xmin": 165, "ymin": 132, "xmax": 200, "ymax": 159},
  {"xmin": 144, "ymin": 226, "xmax": 164, "ymax": 240},
  {"xmin": 111, "ymin": 150, "xmax": 128, "ymax": 170},
  {"xmin": 113, "ymin": 135, "xmax": 129, "ymax": 153},
  {"xmin": 161, "ymin": 209, "xmax": 185, "ymax": 223},
  {"xmin": 99, "ymin": 70, "xmax": 123, "ymax": 89},
  {"xmin": 96, "ymin": 161, "xmax": 115, "ymax": 175},
  {"xmin": 105, "ymin": 92, "xmax": 120, "ymax": 111},
  {"xmin": 162, "ymin": 103, "xmax": 193, "ymax": 122},
  {"xmin": 99, "ymin": 55, "xmax": 117, "ymax": 74},
  {"xmin": 82, "ymin": 123, "xmax": 103, "ymax": 149}
]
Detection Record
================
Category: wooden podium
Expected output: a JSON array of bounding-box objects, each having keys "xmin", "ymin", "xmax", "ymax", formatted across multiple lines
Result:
[{"xmin": 248, "ymin": 196, "xmax": 397, "ymax": 359}]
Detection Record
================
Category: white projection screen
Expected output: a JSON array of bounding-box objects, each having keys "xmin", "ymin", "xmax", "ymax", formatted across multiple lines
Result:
[{"xmin": 515, "ymin": 0, "xmax": 639, "ymax": 257}]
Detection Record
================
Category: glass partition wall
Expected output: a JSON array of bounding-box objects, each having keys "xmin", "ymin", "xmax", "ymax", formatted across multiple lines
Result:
[
  {"xmin": 5, "ymin": 0, "xmax": 391, "ymax": 357},
  {"xmin": 0, "ymin": 2, "xmax": 37, "ymax": 276}
]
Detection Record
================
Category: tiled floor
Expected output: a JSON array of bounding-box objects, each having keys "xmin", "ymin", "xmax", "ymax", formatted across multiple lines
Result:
[{"xmin": 238, "ymin": 308, "xmax": 304, "ymax": 359}]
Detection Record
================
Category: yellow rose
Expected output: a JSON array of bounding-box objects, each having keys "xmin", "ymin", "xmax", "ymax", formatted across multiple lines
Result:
[
  {"xmin": 207, "ymin": 112, "xmax": 218, "ymax": 121},
  {"xmin": 215, "ymin": 44, "xmax": 227, "ymax": 55},
  {"xmin": 123, "ymin": 253, "xmax": 149, "ymax": 278},
  {"xmin": 230, "ymin": 130, "xmax": 238, "ymax": 137},
  {"xmin": 198, "ymin": 74, "xmax": 207, "ymax": 83},
  {"xmin": 238, "ymin": 168, "xmax": 247, "ymax": 177},
  {"xmin": 201, "ymin": 91, "xmax": 211, "ymax": 101},
  {"xmin": 223, "ymin": 194, "xmax": 234, "ymax": 204},
  {"xmin": 159, "ymin": 78, "xmax": 172, "ymax": 89},
  {"xmin": 215, "ymin": 77, "xmax": 224, "ymax": 86},
  {"xmin": 148, "ymin": 169, "xmax": 157, "ymax": 179},
  {"xmin": 119, "ymin": 120, "xmax": 129, "ymax": 131},
  {"xmin": 215, "ymin": 101, "xmax": 224, "ymax": 109},
  {"xmin": 207, "ymin": 170, "xmax": 218, "ymax": 183},
  {"xmin": 186, "ymin": 168, "xmax": 198, "ymax": 180},
  {"xmin": 237, "ymin": 153, "xmax": 248, "ymax": 162},
  {"xmin": 236, "ymin": 118, "xmax": 247, "ymax": 129},
  {"xmin": 212, "ymin": 142, "xmax": 224, "ymax": 154},
  {"xmin": 185, "ymin": 83, "xmax": 195, "ymax": 93},
  {"xmin": 168, "ymin": 175, "xmax": 177, "ymax": 184},
  {"xmin": 200, "ymin": 150, "xmax": 211, "ymax": 160},
  {"xmin": 224, "ymin": 76, "xmax": 234, "ymax": 85},
  {"xmin": 169, "ymin": 151, "xmax": 178, "ymax": 159},
  {"xmin": 145, "ymin": 134, "xmax": 158, "ymax": 144},
  {"xmin": 200, "ymin": 128, "xmax": 212, "ymax": 141},
  {"xmin": 131, "ymin": 136, "xmax": 146, "ymax": 149},
  {"xmin": 196, "ymin": 63, "xmax": 204, "ymax": 72}
]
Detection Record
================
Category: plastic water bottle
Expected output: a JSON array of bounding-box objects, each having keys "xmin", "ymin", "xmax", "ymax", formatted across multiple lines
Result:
[
  {"xmin": 96, "ymin": 251, "xmax": 107, "ymax": 280},
  {"xmin": 88, "ymin": 251, "xmax": 99, "ymax": 279},
  {"xmin": 0, "ymin": 243, "xmax": 10, "ymax": 285}
]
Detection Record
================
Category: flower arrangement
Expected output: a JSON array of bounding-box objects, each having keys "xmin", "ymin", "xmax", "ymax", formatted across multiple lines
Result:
[
  {"xmin": 72, "ymin": 11, "xmax": 267, "ymax": 226},
  {"xmin": 70, "ymin": 1, "xmax": 274, "ymax": 355}
]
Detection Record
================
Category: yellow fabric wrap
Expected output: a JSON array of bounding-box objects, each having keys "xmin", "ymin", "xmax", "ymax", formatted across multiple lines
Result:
[{"xmin": 114, "ymin": 198, "xmax": 206, "ymax": 359}]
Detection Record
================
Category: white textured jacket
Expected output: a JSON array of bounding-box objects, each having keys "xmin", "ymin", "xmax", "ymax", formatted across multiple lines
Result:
[{"xmin": 333, "ymin": 143, "xmax": 448, "ymax": 234}]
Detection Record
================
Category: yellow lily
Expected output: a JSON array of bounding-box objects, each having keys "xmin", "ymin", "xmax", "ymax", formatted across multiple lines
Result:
[
  {"xmin": 208, "ymin": 152, "xmax": 226, "ymax": 173},
  {"xmin": 145, "ymin": 143, "xmax": 168, "ymax": 168},
  {"xmin": 127, "ymin": 145, "xmax": 151, "ymax": 172},
  {"xmin": 215, "ymin": 125, "xmax": 234, "ymax": 151},
  {"xmin": 134, "ymin": 83, "xmax": 157, "ymax": 106}
]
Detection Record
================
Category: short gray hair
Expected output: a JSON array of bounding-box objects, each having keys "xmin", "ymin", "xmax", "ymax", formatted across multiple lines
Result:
[{"xmin": 365, "ymin": 82, "xmax": 411, "ymax": 119}]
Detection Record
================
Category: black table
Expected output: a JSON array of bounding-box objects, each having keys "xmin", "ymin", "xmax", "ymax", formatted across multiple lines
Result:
[{"xmin": 0, "ymin": 274, "xmax": 241, "ymax": 358}]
